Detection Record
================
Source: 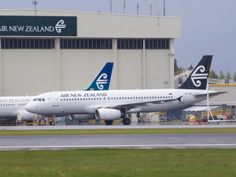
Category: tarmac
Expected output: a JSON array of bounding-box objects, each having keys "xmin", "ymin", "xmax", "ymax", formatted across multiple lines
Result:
[
  {"xmin": 0, "ymin": 134, "xmax": 236, "ymax": 150},
  {"xmin": 1, "ymin": 122, "xmax": 236, "ymax": 130},
  {"xmin": 0, "ymin": 123, "xmax": 236, "ymax": 150}
]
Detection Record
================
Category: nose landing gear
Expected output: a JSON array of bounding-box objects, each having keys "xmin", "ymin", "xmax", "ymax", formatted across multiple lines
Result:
[{"xmin": 104, "ymin": 120, "xmax": 113, "ymax": 125}]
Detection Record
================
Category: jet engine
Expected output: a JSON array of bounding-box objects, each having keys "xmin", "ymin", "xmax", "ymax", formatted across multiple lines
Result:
[
  {"xmin": 17, "ymin": 110, "xmax": 38, "ymax": 122},
  {"xmin": 95, "ymin": 108, "xmax": 121, "ymax": 120}
]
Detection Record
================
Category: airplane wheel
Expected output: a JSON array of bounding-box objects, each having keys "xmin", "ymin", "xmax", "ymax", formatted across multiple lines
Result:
[
  {"xmin": 122, "ymin": 118, "xmax": 131, "ymax": 125},
  {"xmin": 104, "ymin": 120, "xmax": 113, "ymax": 125}
]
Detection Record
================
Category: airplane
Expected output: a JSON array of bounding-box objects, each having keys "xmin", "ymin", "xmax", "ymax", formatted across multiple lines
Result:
[
  {"xmin": 0, "ymin": 62, "xmax": 113, "ymax": 123},
  {"xmin": 26, "ymin": 55, "xmax": 225, "ymax": 125}
]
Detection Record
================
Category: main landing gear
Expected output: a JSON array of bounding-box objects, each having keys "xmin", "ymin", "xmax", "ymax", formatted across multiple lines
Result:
[
  {"xmin": 104, "ymin": 118, "xmax": 131, "ymax": 125},
  {"xmin": 122, "ymin": 117, "xmax": 131, "ymax": 125}
]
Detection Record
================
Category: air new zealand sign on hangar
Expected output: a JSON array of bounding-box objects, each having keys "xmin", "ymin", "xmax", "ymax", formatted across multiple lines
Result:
[{"xmin": 0, "ymin": 16, "xmax": 77, "ymax": 36}]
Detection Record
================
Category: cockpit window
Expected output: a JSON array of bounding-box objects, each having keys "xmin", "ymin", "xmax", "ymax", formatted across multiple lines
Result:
[{"xmin": 33, "ymin": 98, "xmax": 46, "ymax": 102}]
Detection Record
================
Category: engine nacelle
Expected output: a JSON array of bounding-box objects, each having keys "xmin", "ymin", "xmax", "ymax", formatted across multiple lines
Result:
[
  {"xmin": 95, "ymin": 108, "xmax": 121, "ymax": 120},
  {"xmin": 17, "ymin": 110, "xmax": 38, "ymax": 122}
]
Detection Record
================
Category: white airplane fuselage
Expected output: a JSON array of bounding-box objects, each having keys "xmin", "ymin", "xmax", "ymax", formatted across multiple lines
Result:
[
  {"xmin": 0, "ymin": 96, "xmax": 36, "ymax": 120},
  {"xmin": 26, "ymin": 89, "xmax": 213, "ymax": 116}
]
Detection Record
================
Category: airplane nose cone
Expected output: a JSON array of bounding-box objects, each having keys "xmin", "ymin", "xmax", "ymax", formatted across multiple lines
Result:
[{"xmin": 25, "ymin": 103, "xmax": 36, "ymax": 113}]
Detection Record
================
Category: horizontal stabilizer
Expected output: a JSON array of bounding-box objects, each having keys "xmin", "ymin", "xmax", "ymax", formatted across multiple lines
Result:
[{"xmin": 193, "ymin": 91, "xmax": 227, "ymax": 98}]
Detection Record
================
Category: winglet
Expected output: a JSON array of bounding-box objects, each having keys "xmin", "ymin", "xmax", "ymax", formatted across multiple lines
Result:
[
  {"xmin": 178, "ymin": 55, "xmax": 212, "ymax": 90},
  {"xmin": 86, "ymin": 62, "xmax": 113, "ymax": 91}
]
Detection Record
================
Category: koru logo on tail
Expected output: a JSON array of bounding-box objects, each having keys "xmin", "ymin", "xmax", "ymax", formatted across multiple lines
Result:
[
  {"xmin": 190, "ymin": 65, "xmax": 208, "ymax": 87},
  {"xmin": 96, "ymin": 73, "xmax": 108, "ymax": 90}
]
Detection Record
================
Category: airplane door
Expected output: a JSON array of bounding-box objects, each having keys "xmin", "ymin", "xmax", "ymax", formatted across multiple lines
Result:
[
  {"xmin": 51, "ymin": 93, "xmax": 64, "ymax": 115},
  {"xmin": 52, "ymin": 93, "xmax": 60, "ymax": 107}
]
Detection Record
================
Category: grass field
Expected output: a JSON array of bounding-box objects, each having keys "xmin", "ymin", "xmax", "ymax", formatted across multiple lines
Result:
[
  {"xmin": 0, "ymin": 127, "xmax": 236, "ymax": 136},
  {"xmin": 0, "ymin": 149, "xmax": 236, "ymax": 177}
]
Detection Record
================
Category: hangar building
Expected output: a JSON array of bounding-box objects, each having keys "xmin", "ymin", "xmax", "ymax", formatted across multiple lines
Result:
[{"xmin": 0, "ymin": 10, "xmax": 180, "ymax": 96}]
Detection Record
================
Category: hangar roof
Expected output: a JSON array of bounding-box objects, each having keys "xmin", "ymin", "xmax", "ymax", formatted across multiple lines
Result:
[{"xmin": 0, "ymin": 9, "xmax": 180, "ymax": 38}]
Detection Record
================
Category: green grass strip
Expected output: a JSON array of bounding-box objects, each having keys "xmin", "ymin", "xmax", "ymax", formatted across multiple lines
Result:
[
  {"xmin": 0, "ymin": 127, "xmax": 236, "ymax": 136},
  {"xmin": 0, "ymin": 149, "xmax": 236, "ymax": 177}
]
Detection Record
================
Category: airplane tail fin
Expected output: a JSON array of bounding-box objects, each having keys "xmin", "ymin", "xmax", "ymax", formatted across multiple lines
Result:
[
  {"xmin": 178, "ymin": 55, "xmax": 212, "ymax": 90},
  {"xmin": 86, "ymin": 62, "xmax": 113, "ymax": 91}
]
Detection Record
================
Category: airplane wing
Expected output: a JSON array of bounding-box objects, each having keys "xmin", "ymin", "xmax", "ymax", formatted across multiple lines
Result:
[
  {"xmin": 193, "ymin": 91, "xmax": 227, "ymax": 98},
  {"xmin": 183, "ymin": 105, "xmax": 219, "ymax": 112},
  {"xmin": 101, "ymin": 96, "xmax": 182, "ymax": 110}
]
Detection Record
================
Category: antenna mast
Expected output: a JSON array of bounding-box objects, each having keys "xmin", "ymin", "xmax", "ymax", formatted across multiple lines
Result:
[
  {"xmin": 150, "ymin": 0, "xmax": 152, "ymax": 16},
  {"xmin": 32, "ymin": 0, "xmax": 38, "ymax": 15},
  {"xmin": 163, "ymin": 0, "xmax": 166, "ymax": 16},
  {"xmin": 110, "ymin": 0, "xmax": 112, "ymax": 13},
  {"xmin": 123, "ymin": 0, "xmax": 126, "ymax": 14}
]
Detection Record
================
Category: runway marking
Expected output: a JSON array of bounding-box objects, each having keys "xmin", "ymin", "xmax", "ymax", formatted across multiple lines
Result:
[{"xmin": 1, "ymin": 144, "xmax": 236, "ymax": 150}]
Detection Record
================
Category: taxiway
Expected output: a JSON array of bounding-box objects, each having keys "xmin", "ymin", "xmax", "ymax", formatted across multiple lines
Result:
[{"xmin": 1, "ymin": 134, "xmax": 236, "ymax": 150}]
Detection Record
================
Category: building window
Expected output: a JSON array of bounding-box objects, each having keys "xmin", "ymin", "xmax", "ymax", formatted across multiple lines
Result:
[
  {"xmin": 145, "ymin": 39, "xmax": 170, "ymax": 49},
  {"xmin": 117, "ymin": 39, "xmax": 143, "ymax": 49},
  {"xmin": 60, "ymin": 38, "xmax": 112, "ymax": 49},
  {"xmin": 1, "ymin": 38, "xmax": 55, "ymax": 49}
]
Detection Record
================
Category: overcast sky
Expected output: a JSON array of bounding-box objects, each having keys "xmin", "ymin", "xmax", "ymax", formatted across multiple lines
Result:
[{"xmin": 0, "ymin": 0, "xmax": 235, "ymax": 74}]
